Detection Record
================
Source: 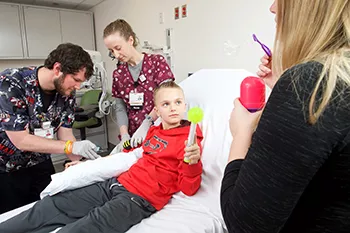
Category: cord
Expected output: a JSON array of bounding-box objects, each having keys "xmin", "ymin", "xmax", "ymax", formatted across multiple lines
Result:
[{"xmin": 95, "ymin": 62, "xmax": 111, "ymax": 116}]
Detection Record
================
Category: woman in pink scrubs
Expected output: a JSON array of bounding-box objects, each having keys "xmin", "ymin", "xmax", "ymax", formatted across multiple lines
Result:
[{"xmin": 103, "ymin": 19, "xmax": 175, "ymax": 153}]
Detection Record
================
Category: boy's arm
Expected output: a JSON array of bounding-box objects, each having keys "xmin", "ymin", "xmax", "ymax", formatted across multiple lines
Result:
[{"xmin": 177, "ymin": 136, "xmax": 203, "ymax": 196}]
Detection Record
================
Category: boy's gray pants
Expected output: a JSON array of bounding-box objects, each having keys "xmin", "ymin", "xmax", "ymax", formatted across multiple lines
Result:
[{"xmin": 0, "ymin": 177, "xmax": 156, "ymax": 233}]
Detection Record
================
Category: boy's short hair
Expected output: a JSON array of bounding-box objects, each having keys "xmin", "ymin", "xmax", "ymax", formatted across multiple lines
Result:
[{"xmin": 153, "ymin": 81, "xmax": 183, "ymax": 103}]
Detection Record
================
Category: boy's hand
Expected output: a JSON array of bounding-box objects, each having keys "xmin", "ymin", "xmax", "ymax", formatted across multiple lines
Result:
[
  {"xmin": 184, "ymin": 140, "xmax": 201, "ymax": 165},
  {"xmin": 65, "ymin": 160, "xmax": 83, "ymax": 170}
]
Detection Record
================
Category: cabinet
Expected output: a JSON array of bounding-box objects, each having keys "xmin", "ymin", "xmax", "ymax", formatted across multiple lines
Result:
[
  {"xmin": 23, "ymin": 6, "xmax": 62, "ymax": 58},
  {"xmin": 0, "ymin": 3, "xmax": 95, "ymax": 59},
  {"xmin": 0, "ymin": 3, "xmax": 24, "ymax": 58},
  {"xmin": 60, "ymin": 11, "xmax": 95, "ymax": 51}
]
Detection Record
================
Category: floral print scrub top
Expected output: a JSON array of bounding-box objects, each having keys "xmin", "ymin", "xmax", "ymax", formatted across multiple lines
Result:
[
  {"xmin": 0, "ymin": 67, "xmax": 75, "ymax": 173},
  {"xmin": 112, "ymin": 53, "xmax": 174, "ymax": 135}
]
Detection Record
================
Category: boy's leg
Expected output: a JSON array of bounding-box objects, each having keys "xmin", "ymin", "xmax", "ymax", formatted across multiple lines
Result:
[
  {"xmin": 0, "ymin": 178, "xmax": 115, "ymax": 233},
  {"xmin": 58, "ymin": 182, "xmax": 157, "ymax": 233}
]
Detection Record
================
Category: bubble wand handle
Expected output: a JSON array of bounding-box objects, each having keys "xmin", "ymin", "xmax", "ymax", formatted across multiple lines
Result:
[{"xmin": 184, "ymin": 107, "xmax": 204, "ymax": 163}]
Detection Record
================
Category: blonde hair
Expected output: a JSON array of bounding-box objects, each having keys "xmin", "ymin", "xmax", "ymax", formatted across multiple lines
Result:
[
  {"xmin": 153, "ymin": 81, "xmax": 183, "ymax": 103},
  {"xmin": 103, "ymin": 19, "xmax": 139, "ymax": 47},
  {"xmin": 272, "ymin": 0, "xmax": 350, "ymax": 124}
]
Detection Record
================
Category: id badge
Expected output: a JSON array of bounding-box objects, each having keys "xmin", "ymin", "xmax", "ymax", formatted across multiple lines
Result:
[
  {"xmin": 34, "ymin": 121, "xmax": 54, "ymax": 139},
  {"xmin": 129, "ymin": 92, "xmax": 144, "ymax": 110},
  {"xmin": 34, "ymin": 128, "xmax": 54, "ymax": 139}
]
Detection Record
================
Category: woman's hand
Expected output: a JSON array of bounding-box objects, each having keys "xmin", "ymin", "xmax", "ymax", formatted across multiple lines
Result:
[
  {"xmin": 229, "ymin": 98, "xmax": 263, "ymax": 139},
  {"xmin": 257, "ymin": 54, "xmax": 277, "ymax": 89},
  {"xmin": 228, "ymin": 99, "xmax": 263, "ymax": 162}
]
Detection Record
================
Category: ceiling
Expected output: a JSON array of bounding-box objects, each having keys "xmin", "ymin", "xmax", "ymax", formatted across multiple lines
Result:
[{"xmin": 0, "ymin": 0, "xmax": 105, "ymax": 10}]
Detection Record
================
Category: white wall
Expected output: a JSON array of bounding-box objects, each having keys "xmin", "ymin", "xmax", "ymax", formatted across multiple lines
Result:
[
  {"xmin": 0, "ymin": 59, "xmax": 44, "ymax": 72},
  {"xmin": 92, "ymin": 0, "xmax": 276, "ymax": 144}
]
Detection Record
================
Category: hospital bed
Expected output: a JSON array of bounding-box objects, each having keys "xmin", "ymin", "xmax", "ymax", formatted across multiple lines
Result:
[{"xmin": 0, "ymin": 69, "xmax": 255, "ymax": 233}]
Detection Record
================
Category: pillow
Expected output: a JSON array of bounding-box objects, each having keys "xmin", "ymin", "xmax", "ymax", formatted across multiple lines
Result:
[
  {"xmin": 40, "ymin": 148, "xmax": 143, "ymax": 199},
  {"xmin": 177, "ymin": 69, "xmax": 256, "ymax": 217},
  {"xmin": 180, "ymin": 69, "xmax": 255, "ymax": 172}
]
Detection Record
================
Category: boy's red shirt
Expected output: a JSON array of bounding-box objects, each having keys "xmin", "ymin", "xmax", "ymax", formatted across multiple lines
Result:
[{"xmin": 118, "ymin": 120, "xmax": 203, "ymax": 210}]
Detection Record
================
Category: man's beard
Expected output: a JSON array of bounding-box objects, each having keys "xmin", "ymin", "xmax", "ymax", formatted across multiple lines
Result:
[{"xmin": 54, "ymin": 74, "xmax": 73, "ymax": 96}]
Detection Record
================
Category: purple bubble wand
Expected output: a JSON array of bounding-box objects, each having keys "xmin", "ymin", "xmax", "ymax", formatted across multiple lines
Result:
[{"xmin": 252, "ymin": 34, "xmax": 272, "ymax": 57}]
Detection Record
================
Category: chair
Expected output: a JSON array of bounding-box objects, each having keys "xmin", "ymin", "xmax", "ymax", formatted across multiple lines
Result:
[{"xmin": 73, "ymin": 90, "xmax": 102, "ymax": 140}]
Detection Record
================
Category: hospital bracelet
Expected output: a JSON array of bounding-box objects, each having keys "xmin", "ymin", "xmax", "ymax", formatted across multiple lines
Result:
[{"xmin": 64, "ymin": 140, "xmax": 73, "ymax": 155}]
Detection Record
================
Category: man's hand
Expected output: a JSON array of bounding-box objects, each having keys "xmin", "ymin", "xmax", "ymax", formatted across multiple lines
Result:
[{"xmin": 72, "ymin": 140, "xmax": 100, "ymax": 160}]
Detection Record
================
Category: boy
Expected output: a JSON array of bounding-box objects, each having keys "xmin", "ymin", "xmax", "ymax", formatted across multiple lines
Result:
[{"xmin": 0, "ymin": 81, "xmax": 203, "ymax": 233}]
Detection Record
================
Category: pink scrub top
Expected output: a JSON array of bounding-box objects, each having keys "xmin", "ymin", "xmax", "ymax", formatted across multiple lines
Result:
[{"xmin": 112, "ymin": 53, "xmax": 174, "ymax": 135}]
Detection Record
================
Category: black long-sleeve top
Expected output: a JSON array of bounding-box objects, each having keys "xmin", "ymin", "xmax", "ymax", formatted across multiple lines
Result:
[{"xmin": 221, "ymin": 62, "xmax": 350, "ymax": 233}]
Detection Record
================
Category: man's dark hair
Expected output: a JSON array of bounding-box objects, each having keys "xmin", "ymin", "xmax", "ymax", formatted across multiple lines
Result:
[{"xmin": 44, "ymin": 43, "xmax": 94, "ymax": 80}]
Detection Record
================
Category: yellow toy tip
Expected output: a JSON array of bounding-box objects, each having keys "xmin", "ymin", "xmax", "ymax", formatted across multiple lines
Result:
[{"xmin": 187, "ymin": 107, "xmax": 204, "ymax": 124}]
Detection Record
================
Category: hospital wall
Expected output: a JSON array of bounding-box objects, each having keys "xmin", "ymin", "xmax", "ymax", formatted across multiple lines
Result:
[{"xmin": 92, "ymin": 0, "xmax": 276, "ymax": 144}]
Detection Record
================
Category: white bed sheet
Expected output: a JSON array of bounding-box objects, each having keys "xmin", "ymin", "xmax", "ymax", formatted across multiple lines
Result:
[
  {"xmin": 0, "ymin": 69, "xmax": 259, "ymax": 233},
  {"xmin": 0, "ymin": 196, "xmax": 225, "ymax": 233}
]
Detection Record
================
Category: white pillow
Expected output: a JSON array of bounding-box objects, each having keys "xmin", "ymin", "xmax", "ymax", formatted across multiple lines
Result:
[
  {"xmin": 177, "ymin": 69, "xmax": 256, "ymax": 217},
  {"xmin": 40, "ymin": 148, "xmax": 143, "ymax": 199},
  {"xmin": 180, "ymin": 69, "xmax": 254, "ymax": 173}
]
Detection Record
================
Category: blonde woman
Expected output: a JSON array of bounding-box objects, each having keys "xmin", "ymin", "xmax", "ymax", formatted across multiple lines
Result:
[{"xmin": 221, "ymin": 1, "xmax": 350, "ymax": 232}]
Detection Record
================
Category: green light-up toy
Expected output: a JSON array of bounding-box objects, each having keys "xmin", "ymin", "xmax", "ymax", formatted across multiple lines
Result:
[{"xmin": 184, "ymin": 107, "xmax": 204, "ymax": 163}]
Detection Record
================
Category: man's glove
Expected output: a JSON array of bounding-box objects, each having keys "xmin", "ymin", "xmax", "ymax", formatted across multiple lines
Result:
[
  {"xmin": 110, "ymin": 133, "xmax": 130, "ymax": 155},
  {"xmin": 72, "ymin": 140, "xmax": 100, "ymax": 160},
  {"xmin": 130, "ymin": 115, "xmax": 153, "ymax": 148}
]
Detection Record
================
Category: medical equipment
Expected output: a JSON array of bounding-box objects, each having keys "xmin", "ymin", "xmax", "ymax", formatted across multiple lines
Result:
[
  {"xmin": 240, "ymin": 76, "xmax": 266, "ymax": 112},
  {"xmin": 142, "ymin": 28, "xmax": 174, "ymax": 70},
  {"xmin": 185, "ymin": 107, "xmax": 204, "ymax": 163},
  {"xmin": 142, "ymin": 41, "xmax": 172, "ymax": 66},
  {"xmin": 253, "ymin": 34, "xmax": 272, "ymax": 57},
  {"xmin": 84, "ymin": 50, "xmax": 116, "ymax": 119}
]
